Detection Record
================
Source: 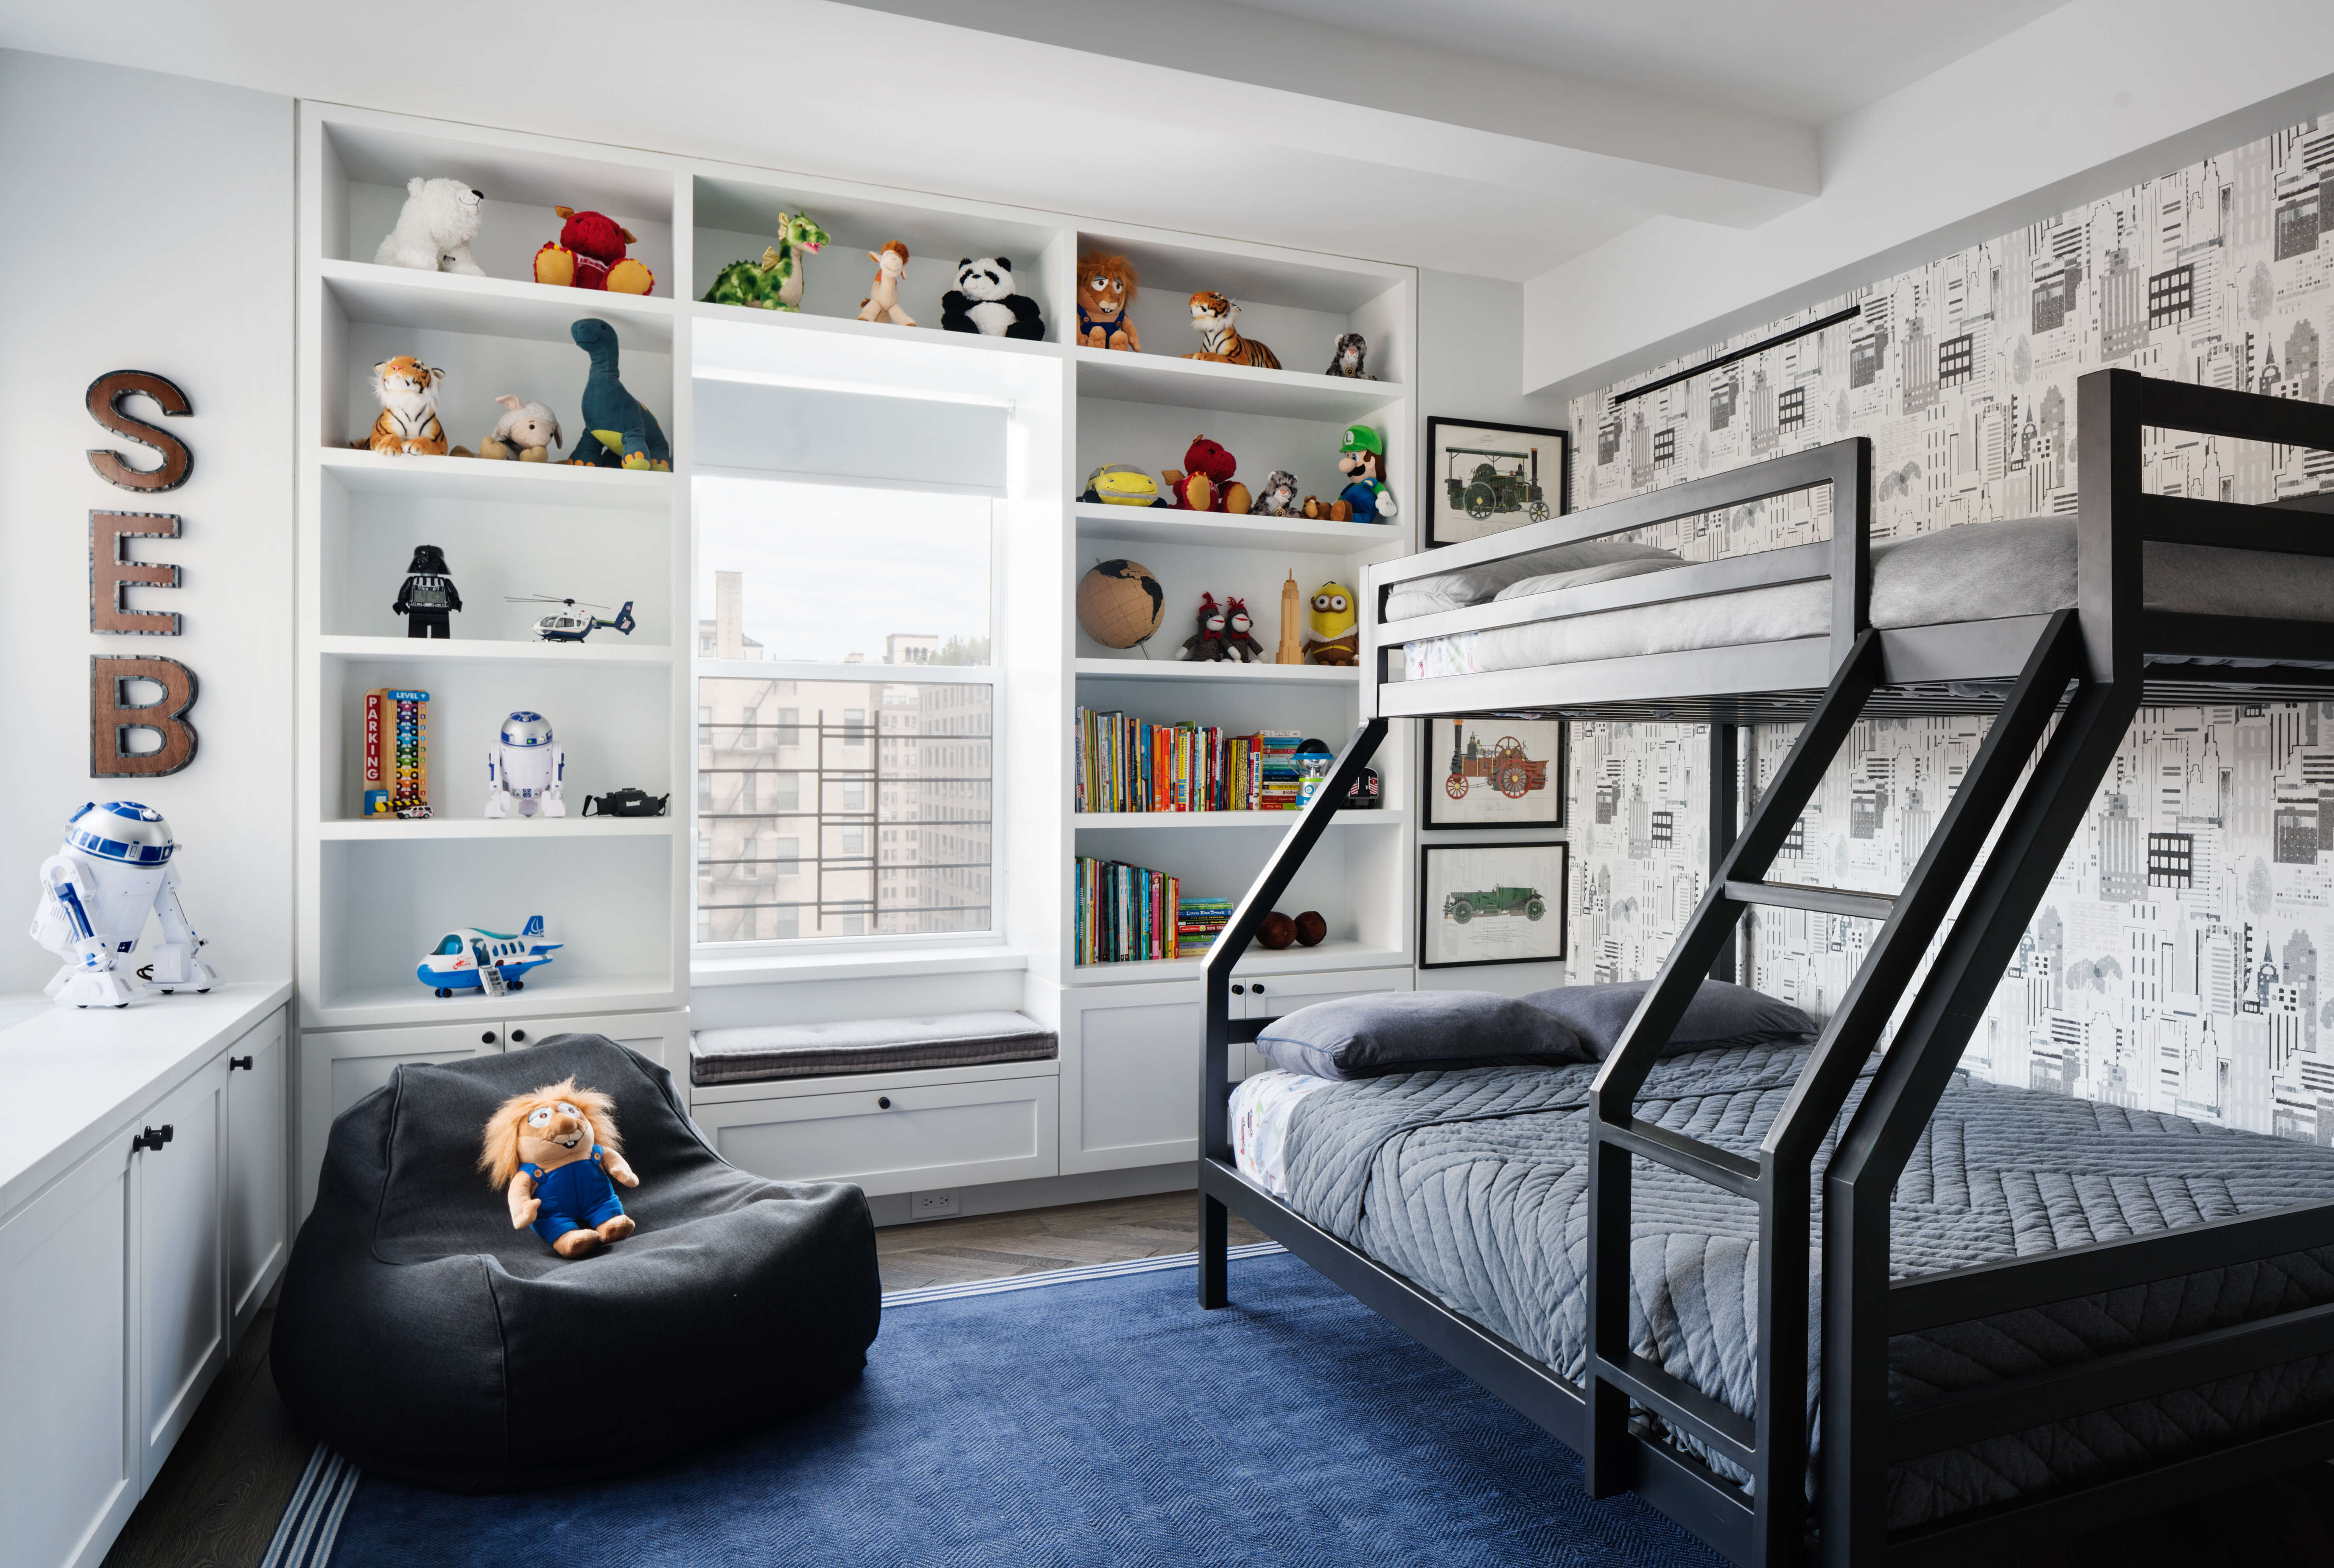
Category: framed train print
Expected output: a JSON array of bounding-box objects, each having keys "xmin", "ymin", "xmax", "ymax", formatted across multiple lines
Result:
[
  {"xmin": 1423, "ymin": 716, "xmax": 1564, "ymax": 830},
  {"xmin": 1425, "ymin": 416, "xmax": 1567, "ymax": 547},
  {"xmin": 1419, "ymin": 840, "xmax": 1568, "ymax": 969}
]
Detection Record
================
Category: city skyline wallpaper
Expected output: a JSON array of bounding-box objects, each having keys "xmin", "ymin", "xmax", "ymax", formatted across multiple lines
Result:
[{"xmin": 1565, "ymin": 111, "xmax": 2334, "ymax": 1136}]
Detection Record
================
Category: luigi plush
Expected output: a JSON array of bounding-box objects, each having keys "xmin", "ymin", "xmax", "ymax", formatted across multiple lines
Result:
[{"xmin": 1337, "ymin": 425, "xmax": 1398, "ymax": 525}]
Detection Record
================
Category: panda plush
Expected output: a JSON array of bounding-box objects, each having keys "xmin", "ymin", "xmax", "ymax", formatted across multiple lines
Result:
[{"xmin": 941, "ymin": 257, "xmax": 1046, "ymax": 339}]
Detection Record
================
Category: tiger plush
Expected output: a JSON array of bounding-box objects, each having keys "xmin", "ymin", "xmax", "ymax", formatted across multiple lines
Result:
[
  {"xmin": 368, "ymin": 356, "xmax": 450, "ymax": 457},
  {"xmin": 1183, "ymin": 291, "xmax": 1280, "ymax": 370}
]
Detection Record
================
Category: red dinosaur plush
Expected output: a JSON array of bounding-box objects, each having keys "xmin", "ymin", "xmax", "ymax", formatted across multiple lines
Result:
[
  {"xmin": 534, "ymin": 206, "xmax": 655, "ymax": 295},
  {"xmin": 1162, "ymin": 435, "xmax": 1250, "ymax": 513}
]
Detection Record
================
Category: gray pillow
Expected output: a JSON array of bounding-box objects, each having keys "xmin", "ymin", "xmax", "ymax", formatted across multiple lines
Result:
[
  {"xmin": 1255, "ymin": 990, "xmax": 1591, "ymax": 1080},
  {"xmin": 1383, "ymin": 539, "xmax": 1680, "ymax": 621},
  {"xmin": 1519, "ymin": 979, "xmax": 1815, "ymax": 1060}
]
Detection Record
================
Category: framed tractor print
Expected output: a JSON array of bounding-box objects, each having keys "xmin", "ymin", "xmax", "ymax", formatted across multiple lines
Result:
[
  {"xmin": 1425, "ymin": 417, "xmax": 1567, "ymax": 547},
  {"xmin": 1419, "ymin": 840, "xmax": 1568, "ymax": 968},
  {"xmin": 1423, "ymin": 716, "xmax": 1564, "ymax": 830}
]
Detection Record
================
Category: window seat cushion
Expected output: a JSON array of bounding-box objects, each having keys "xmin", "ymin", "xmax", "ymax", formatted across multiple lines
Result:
[{"xmin": 691, "ymin": 1011, "xmax": 1057, "ymax": 1087}]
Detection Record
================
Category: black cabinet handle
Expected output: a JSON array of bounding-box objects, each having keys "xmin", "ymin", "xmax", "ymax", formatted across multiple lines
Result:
[
  {"xmin": 481, "ymin": 1031, "xmax": 498, "ymax": 1046},
  {"xmin": 510, "ymin": 1029, "xmax": 527, "ymax": 1044},
  {"xmin": 1251, "ymin": 982, "xmax": 1265, "ymax": 994},
  {"xmin": 1230, "ymin": 984, "xmax": 1245, "ymax": 995},
  {"xmin": 130, "ymin": 1124, "xmax": 174, "ymax": 1154},
  {"xmin": 228, "ymin": 1055, "xmax": 253, "ymax": 1071},
  {"xmin": 877, "ymin": 1096, "xmax": 892, "ymax": 1110}
]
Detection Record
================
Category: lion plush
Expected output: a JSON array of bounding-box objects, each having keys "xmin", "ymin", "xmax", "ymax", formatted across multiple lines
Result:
[
  {"xmin": 480, "ymin": 1076, "xmax": 641, "ymax": 1258},
  {"xmin": 1076, "ymin": 252, "xmax": 1140, "ymax": 351}
]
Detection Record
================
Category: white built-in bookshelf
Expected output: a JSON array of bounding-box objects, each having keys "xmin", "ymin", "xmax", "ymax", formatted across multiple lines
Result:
[{"xmin": 294, "ymin": 99, "xmax": 1421, "ymax": 1189}]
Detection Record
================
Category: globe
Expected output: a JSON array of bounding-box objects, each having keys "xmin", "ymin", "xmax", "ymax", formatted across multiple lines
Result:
[{"xmin": 1076, "ymin": 558, "xmax": 1164, "ymax": 648}]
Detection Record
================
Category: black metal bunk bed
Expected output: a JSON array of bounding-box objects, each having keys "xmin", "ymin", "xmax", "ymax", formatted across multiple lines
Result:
[{"xmin": 1194, "ymin": 369, "xmax": 2334, "ymax": 1566}]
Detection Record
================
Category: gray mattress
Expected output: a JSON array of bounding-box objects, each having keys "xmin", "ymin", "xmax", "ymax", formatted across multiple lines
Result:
[
  {"xmin": 1277, "ymin": 1042, "xmax": 2334, "ymax": 1530},
  {"xmin": 1397, "ymin": 515, "xmax": 2334, "ymax": 681}
]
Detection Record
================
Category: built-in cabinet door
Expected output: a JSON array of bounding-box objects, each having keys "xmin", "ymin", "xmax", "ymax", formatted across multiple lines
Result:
[
  {"xmin": 0, "ymin": 1135, "xmax": 137, "ymax": 1568},
  {"xmin": 223, "ymin": 1012, "xmax": 287, "ymax": 1337},
  {"xmin": 298, "ymin": 1022, "xmax": 508, "ymax": 1216},
  {"xmin": 1061, "ymin": 981, "xmax": 1203, "ymax": 1174},
  {"xmin": 134, "ymin": 1054, "xmax": 229, "ymax": 1486},
  {"xmin": 1235, "ymin": 966, "xmax": 1411, "ymax": 1022},
  {"xmin": 509, "ymin": 1008, "xmax": 689, "ymax": 1070}
]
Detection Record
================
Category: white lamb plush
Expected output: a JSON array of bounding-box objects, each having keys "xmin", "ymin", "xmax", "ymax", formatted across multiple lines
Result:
[
  {"xmin": 374, "ymin": 177, "xmax": 486, "ymax": 275},
  {"xmin": 482, "ymin": 395, "xmax": 562, "ymax": 462}
]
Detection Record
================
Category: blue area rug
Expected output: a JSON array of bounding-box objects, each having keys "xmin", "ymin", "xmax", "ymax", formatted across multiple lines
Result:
[{"xmin": 267, "ymin": 1242, "xmax": 1725, "ymax": 1567}]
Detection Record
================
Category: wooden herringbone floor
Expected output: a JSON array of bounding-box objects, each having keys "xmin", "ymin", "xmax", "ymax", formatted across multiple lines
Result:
[
  {"xmin": 98, "ymin": 1192, "xmax": 2334, "ymax": 1568},
  {"xmin": 874, "ymin": 1189, "xmax": 1264, "ymax": 1291}
]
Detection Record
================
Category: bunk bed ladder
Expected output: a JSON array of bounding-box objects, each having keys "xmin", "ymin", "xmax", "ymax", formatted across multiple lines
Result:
[{"xmin": 1583, "ymin": 610, "xmax": 2090, "ymax": 1566}]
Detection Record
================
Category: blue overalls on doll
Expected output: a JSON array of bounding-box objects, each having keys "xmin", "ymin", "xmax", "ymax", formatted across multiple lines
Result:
[{"xmin": 520, "ymin": 1147, "xmax": 628, "ymax": 1247}]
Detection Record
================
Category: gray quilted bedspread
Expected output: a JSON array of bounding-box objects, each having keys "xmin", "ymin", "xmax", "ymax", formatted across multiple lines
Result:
[{"xmin": 1278, "ymin": 1043, "xmax": 2334, "ymax": 1530}]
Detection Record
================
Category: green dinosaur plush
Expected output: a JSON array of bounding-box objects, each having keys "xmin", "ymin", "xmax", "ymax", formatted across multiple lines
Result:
[
  {"xmin": 568, "ymin": 318, "xmax": 670, "ymax": 471},
  {"xmin": 701, "ymin": 211, "xmax": 831, "ymax": 311}
]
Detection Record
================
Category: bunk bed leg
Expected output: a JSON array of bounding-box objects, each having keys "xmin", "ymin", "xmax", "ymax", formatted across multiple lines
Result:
[
  {"xmin": 1754, "ymin": 1158, "xmax": 1810, "ymax": 1564},
  {"xmin": 1199, "ymin": 1192, "xmax": 1228, "ymax": 1309},
  {"xmin": 1582, "ymin": 1137, "xmax": 1635, "ymax": 1498},
  {"xmin": 1706, "ymin": 723, "xmax": 1740, "ymax": 984}
]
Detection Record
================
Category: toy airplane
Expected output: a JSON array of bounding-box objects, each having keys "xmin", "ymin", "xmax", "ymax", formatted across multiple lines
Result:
[
  {"xmin": 417, "ymin": 915, "xmax": 562, "ymax": 997},
  {"xmin": 510, "ymin": 594, "xmax": 636, "ymax": 643}
]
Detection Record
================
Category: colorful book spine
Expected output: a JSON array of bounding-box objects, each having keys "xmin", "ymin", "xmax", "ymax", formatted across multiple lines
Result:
[
  {"xmin": 1075, "ymin": 709, "xmax": 1309, "ymax": 814},
  {"xmin": 1076, "ymin": 856, "xmax": 1184, "ymax": 963}
]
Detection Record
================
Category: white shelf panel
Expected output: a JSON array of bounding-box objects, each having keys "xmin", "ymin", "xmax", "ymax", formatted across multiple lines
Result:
[
  {"xmin": 320, "ymin": 257, "xmax": 675, "ymax": 350},
  {"xmin": 1072, "ymin": 503, "xmax": 1399, "ymax": 555},
  {"xmin": 318, "ymin": 635, "xmax": 674, "ymax": 666},
  {"xmin": 689, "ymin": 298, "xmax": 1070, "ymax": 360},
  {"xmin": 1074, "ymin": 810, "xmax": 1404, "ymax": 830},
  {"xmin": 317, "ymin": 445, "xmax": 673, "ymax": 509},
  {"xmin": 311, "ymin": 971, "xmax": 677, "ymax": 1031},
  {"xmin": 1071, "ymin": 938, "xmax": 1408, "ymax": 986},
  {"xmin": 1074, "ymin": 657, "xmax": 1359, "ymax": 686},
  {"xmin": 1075, "ymin": 348, "xmax": 1404, "ymax": 421},
  {"xmin": 316, "ymin": 816, "xmax": 676, "ymax": 840}
]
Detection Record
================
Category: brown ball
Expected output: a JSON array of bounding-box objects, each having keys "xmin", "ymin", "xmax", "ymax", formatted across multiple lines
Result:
[
  {"xmin": 1292, "ymin": 910, "xmax": 1327, "ymax": 947},
  {"xmin": 1257, "ymin": 912, "xmax": 1296, "ymax": 950}
]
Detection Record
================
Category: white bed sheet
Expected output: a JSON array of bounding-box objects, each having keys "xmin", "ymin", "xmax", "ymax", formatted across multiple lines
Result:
[{"xmin": 1230, "ymin": 1068, "xmax": 1332, "ymax": 1198}]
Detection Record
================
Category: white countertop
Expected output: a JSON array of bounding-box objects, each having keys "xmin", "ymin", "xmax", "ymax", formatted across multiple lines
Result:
[{"xmin": 0, "ymin": 980, "xmax": 292, "ymax": 1217}]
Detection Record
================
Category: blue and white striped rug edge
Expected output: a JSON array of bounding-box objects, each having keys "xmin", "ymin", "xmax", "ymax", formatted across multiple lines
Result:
[{"xmin": 257, "ymin": 1241, "xmax": 1290, "ymax": 1567}]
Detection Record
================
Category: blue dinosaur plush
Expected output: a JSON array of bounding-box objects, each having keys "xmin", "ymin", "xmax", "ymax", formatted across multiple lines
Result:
[{"xmin": 568, "ymin": 318, "xmax": 670, "ymax": 471}]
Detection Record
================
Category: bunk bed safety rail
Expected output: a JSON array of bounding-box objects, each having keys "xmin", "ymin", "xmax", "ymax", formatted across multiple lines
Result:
[{"xmin": 1363, "ymin": 437, "xmax": 1873, "ymax": 684}]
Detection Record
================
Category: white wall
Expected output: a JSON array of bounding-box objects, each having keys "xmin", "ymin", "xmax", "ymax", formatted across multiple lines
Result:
[
  {"xmin": 1521, "ymin": 0, "xmax": 2334, "ymax": 395},
  {"xmin": 1411, "ymin": 270, "xmax": 1574, "ymax": 995},
  {"xmin": 0, "ymin": 50, "xmax": 293, "ymax": 992}
]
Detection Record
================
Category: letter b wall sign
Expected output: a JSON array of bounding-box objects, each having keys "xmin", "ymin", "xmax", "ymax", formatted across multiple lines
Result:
[{"xmin": 85, "ymin": 369, "xmax": 200, "ymax": 777}]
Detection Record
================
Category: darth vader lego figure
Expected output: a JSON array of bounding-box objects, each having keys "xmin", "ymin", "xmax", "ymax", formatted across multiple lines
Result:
[{"xmin": 393, "ymin": 544, "xmax": 463, "ymax": 638}]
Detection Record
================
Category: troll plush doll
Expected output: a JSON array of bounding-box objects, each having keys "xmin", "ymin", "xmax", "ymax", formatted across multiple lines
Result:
[{"xmin": 482, "ymin": 1076, "xmax": 640, "ymax": 1257}]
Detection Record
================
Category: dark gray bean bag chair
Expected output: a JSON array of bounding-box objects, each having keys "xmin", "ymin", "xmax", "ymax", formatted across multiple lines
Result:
[{"xmin": 272, "ymin": 1034, "xmax": 878, "ymax": 1492}]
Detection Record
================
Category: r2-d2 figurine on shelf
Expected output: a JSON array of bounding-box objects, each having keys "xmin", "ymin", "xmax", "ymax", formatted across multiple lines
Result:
[
  {"xmin": 486, "ymin": 710, "xmax": 567, "ymax": 819},
  {"xmin": 30, "ymin": 801, "xmax": 217, "ymax": 1008}
]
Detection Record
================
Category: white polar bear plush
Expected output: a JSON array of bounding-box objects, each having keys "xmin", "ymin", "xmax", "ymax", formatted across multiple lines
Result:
[{"xmin": 375, "ymin": 177, "xmax": 486, "ymax": 275}]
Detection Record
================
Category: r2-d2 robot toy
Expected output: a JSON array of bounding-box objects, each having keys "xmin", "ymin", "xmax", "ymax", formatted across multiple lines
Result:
[
  {"xmin": 486, "ymin": 710, "xmax": 566, "ymax": 819},
  {"xmin": 31, "ymin": 801, "xmax": 217, "ymax": 1008}
]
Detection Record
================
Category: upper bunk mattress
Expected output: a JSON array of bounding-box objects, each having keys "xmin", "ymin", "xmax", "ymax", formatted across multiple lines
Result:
[
  {"xmin": 1398, "ymin": 514, "xmax": 2334, "ymax": 682},
  {"xmin": 1239, "ymin": 1044, "xmax": 2334, "ymax": 1531}
]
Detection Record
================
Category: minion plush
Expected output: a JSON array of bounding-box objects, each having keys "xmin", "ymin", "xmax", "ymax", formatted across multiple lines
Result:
[
  {"xmin": 1305, "ymin": 580, "xmax": 1360, "ymax": 666},
  {"xmin": 1337, "ymin": 425, "xmax": 1397, "ymax": 525}
]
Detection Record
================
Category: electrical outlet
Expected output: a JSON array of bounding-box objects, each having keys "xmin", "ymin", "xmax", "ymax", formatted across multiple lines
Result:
[{"xmin": 911, "ymin": 1188, "xmax": 960, "ymax": 1220}]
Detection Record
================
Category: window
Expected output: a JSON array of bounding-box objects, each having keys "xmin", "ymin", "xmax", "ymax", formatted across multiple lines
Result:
[
  {"xmin": 1777, "ymin": 386, "xmax": 1806, "ymax": 429},
  {"xmin": 695, "ymin": 478, "xmax": 994, "ymax": 945},
  {"xmin": 1651, "ymin": 427, "xmax": 1677, "ymax": 467},
  {"xmin": 2149, "ymin": 264, "xmax": 2194, "ymax": 327},
  {"xmin": 1938, "ymin": 334, "xmax": 1974, "ymax": 385}
]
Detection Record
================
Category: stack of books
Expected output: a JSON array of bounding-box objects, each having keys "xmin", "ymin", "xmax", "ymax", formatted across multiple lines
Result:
[
  {"xmin": 1075, "ymin": 856, "xmax": 1182, "ymax": 964},
  {"xmin": 1074, "ymin": 710, "xmax": 1311, "ymax": 814},
  {"xmin": 1177, "ymin": 896, "xmax": 1233, "ymax": 954},
  {"xmin": 1254, "ymin": 732, "xmax": 1306, "ymax": 811}
]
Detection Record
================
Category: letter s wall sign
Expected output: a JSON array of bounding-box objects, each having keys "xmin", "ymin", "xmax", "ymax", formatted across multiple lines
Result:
[{"xmin": 85, "ymin": 370, "xmax": 199, "ymax": 777}]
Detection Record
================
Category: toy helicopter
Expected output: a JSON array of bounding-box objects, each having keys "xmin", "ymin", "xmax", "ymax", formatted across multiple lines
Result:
[
  {"xmin": 510, "ymin": 594, "xmax": 636, "ymax": 643},
  {"xmin": 416, "ymin": 915, "xmax": 562, "ymax": 998}
]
